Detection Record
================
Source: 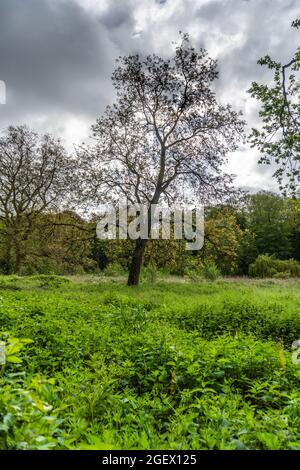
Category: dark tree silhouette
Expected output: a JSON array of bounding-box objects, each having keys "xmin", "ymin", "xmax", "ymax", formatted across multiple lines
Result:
[{"xmin": 79, "ymin": 34, "xmax": 244, "ymax": 285}]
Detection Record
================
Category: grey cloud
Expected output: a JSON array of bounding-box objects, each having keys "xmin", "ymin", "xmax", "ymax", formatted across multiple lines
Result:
[
  {"xmin": 0, "ymin": 0, "xmax": 298, "ymax": 191},
  {"xmin": 0, "ymin": 0, "xmax": 123, "ymax": 126},
  {"xmin": 99, "ymin": 0, "xmax": 135, "ymax": 31}
]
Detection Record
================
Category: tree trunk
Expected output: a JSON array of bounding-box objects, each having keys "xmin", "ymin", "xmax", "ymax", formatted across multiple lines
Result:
[
  {"xmin": 14, "ymin": 241, "xmax": 23, "ymax": 274},
  {"xmin": 4, "ymin": 244, "xmax": 12, "ymax": 274},
  {"xmin": 127, "ymin": 238, "xmax": 148, "ymax": 286}
]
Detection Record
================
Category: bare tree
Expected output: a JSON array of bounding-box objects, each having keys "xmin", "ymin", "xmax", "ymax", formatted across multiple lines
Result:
[
  {"xmin": 0, "ymin": 125, "xmax": 70, "ymax": 273},
  {"xmin": 79, "ymin": 34, "xmax": 244, "ymax": 285}
]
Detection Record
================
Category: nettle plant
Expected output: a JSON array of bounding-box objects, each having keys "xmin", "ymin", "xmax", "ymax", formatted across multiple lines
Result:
[{"xmin": 0, "ymin": 333, "xmax": 62, "ymax": 450}]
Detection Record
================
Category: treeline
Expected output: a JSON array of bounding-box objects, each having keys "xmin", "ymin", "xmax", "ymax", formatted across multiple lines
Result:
[
  {"xmin": 0, "ymin": 25, "xmax": 299, "ymax": 282},
  {"xmin": 1, "ymin": 191, "xmax": 299, "ymax": 278}
]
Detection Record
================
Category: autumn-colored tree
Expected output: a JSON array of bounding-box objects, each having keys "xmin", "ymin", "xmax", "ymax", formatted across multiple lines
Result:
[
  {"xmin": 0, "ymin": 126, "xmax": 70, "ymax": 273},
  {"xmin": 202, "ymin": 207, "xmax": 245, "ymax": 274},
  {"xmin": 0, "ymin": 211, "xmax": 95, "ymax": 275}
]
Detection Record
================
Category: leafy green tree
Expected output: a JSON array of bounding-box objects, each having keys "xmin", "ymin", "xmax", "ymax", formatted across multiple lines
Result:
[
  {"xmin": 249, "ymin": 19, "xmax": 300, "ymax": 195},
  {"xmin": 247, "ymin": 192, "xmax": 293, "ymax": 260}
]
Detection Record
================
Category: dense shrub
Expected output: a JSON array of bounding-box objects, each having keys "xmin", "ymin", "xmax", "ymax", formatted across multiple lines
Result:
[
  {"xmin": 103, "ymin": 262, "xmax": 126, "ymax": 277},
  {"xmin": 142, "ymin": 261, "xmax": 158, "ymax": 284},
  {"xmin": 249, "ymin": 254, "xmax": 300, "ymax": 278},
  {"xmin": 33, "ymin": 275, "xmax": 70, "ymax": 288},
  {"xmin": 202, "ymin": 262, "xmax": 221, "ymax": 281}
]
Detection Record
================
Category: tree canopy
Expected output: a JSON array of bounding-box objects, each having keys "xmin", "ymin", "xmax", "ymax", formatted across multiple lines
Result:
[
  {"xmin": 249, "ymin": 19, "xmax": 300, "ymax": 196},
  {"xmin": 78, "ymin": 33, "xmax": 244, "ymax": 284}
]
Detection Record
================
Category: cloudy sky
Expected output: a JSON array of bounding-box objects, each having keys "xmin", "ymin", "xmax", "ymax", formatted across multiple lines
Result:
[{"xmin": 0, "ymin": 0, "xmax": 299, "ymax": 192}]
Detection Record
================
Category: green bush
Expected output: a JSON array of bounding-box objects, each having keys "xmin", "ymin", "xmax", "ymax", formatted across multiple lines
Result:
[
  {"xmin": 282, "ymin": 258, "xmax": 300, "ymax": 277},
  {"xmin": 202, "ymin": 262, "xmax": 220, "ymax": 281},
  {"xmin": 33, "ymin": 275, "xmax": 70, "ymax": 288},
  {"xmin": 272, "ymin": 271, "xmax": 291, "ymax": 279},
  {"xmin": 249, "ymin": 255, "xmax": 300, "ymax": 278},
  {"xmin": 142, "ymin": 261, "xmax": 158, "ymax": 284},
  {"xmin": 103, "ymin": 263, "xmax": 126, "ymax": 277}
]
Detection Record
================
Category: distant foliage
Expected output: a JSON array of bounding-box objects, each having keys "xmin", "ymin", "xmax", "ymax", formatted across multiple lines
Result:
[{"xmin": 204, "ymin": 207, "xmax": 245, "ymax": 274}]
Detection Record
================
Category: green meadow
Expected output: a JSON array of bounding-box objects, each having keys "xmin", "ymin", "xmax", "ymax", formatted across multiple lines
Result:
[{"xmin": 1, "ymin": 275, "xmax": 300, "ymax": 450}]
